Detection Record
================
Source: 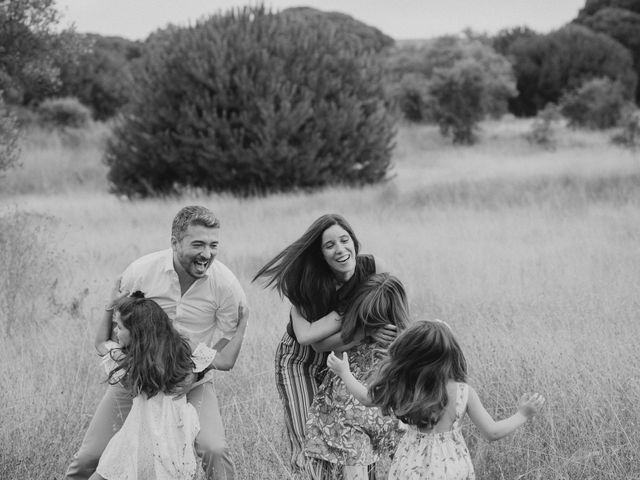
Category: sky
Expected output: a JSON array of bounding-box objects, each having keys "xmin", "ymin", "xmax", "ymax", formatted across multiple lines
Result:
[{"xmin": 56, "ymin": 0, "xmax": 587, "ymax": 41}]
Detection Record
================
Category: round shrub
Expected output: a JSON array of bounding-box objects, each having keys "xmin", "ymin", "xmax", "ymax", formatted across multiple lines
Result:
[
  {"xmin": 105, "ymin": 6, "xmax": 395, "ymax": 197},
  {"xmin": 560, "ymin": 77, "xmax": 629, "ymax": 129},
  {"xmin": 37, "ymin": 97, "xmax": 92, "ymax": 129}
]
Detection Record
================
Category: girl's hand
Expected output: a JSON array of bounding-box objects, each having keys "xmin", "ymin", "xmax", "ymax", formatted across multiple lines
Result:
[
  {"xmin": 518, "ymin": 392, "xmax": 545, "ymax": 419},
  {"xmin": 327, "ymin": 351, "xmax": 351, "ymax": 376},
  {"xmin": 370, "ymin": 324, "xmax": 397, "ymax": 347}
]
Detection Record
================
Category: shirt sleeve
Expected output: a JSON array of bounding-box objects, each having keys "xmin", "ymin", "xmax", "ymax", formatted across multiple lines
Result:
[{"xmin": 215, "ymin": 278, "xmax": 248, "ymax": 341}]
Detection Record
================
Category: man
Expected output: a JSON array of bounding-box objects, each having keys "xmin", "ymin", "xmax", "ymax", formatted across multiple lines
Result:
[{"xmin": 66, "ymin": 205, "xmax": 248, "ymax": 480}]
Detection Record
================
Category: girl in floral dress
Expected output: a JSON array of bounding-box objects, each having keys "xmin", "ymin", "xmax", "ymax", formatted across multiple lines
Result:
[
  {"xmin": 304, "ymin": 273, "xmax": 410, "ymax": 479},
  {"xmin": 327, "ymin": 320, "xmax": 545, "ymax": 479}
]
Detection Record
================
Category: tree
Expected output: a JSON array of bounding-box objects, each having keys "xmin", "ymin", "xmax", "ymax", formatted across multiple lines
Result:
[
  {"xmin": 105, "ymin": 6, "xmax": 395, "ymax": 197},
  {"xmin": 0, "ymin": 0, "xmax": 83, "ymax": 106},
  {"xmin": 507, "ymin": 24, "xmax": 637, "ymax": 116},
  {"xmin": 59, "ymin": 35, "xmax": 141, "ymax": 120},
  {"xmin": 575, "ymin": 4, "xmax": 640, "ymax": 102}
]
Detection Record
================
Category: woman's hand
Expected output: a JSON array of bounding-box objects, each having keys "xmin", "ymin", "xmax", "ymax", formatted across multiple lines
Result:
[
  {"xmin": 327, "ymin": 351, "xmax": 351, "ymax": 377},
  {"xmin": 518, "ymin": 392, "xmax": 545, "ymax": 419},
  {"xmin": 370, "ymin": 324, "xmax": 397, "ymax": 347}
]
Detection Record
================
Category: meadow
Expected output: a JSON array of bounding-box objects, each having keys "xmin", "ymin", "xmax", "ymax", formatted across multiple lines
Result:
[{"xmin": 1, "ymin": 119, "xmax": 639, "ymax": 479}]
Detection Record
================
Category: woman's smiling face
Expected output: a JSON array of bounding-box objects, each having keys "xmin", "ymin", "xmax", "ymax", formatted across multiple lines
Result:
[{"xmin": 321, "ymin": 224, "xmax": 356, "ymax": 280}]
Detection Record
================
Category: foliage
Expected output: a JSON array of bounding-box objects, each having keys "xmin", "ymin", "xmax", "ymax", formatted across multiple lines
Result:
[
  {"xmin": 428, "ymin": 60, "xmax": 485, "ymax": 144},
  {"xmin": 105, "ymin": 6, "xmax": 395, "ymax": 197},
  {"xmin": 525, "ymin": 103, "xmax": 562, "ymax": 149},
  {"xmin": 491, "ymin": 26, "xmax": 539, "ymax": 57},
  {"xmin": 0, "ymin": 94, "xmax": 20, "ymax": 173},
  {"xmin": 58, "ymin": 35, "xmax": 142, "ymax": 120},
  {"xmin": 574, "ymin": 5, "xmax": 640, "ymax": 103},
  {"xmin": 37, "ymin": 97, "xmax": 91, "ymax": 129},
  {"xmin": 280, "ymin": 7, "xmax": 394, "ymax": 53},
  {"xmin": 610, "ymin": 107, "xmax": 640, "ymax": 149},
  {"xmin": 507, "ymin": 24, "xmax": 637, "ymax": 116},
  {"xmin": 385, "ymin": 36, "xmax": 516, "ymax": 129},
  {"xmin": 0, "ymin": 0, "xmax": 83, "ymax": 105},
  {"xmin": 559, "ymin": 77, "xmax": 629, "ymax": 129},
  {"xmin": 578, "ymin": 0, "xmax": 640, "ymax": 17}
]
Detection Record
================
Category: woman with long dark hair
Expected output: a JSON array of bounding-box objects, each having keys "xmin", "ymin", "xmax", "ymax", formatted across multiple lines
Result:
[{"xmin": 253, "ymin": 214, "xmax": 396, "ymax": 475}]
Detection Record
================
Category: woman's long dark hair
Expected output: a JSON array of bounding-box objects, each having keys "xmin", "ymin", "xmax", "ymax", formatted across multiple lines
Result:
[
  {"xmin": 340, "ymin": 273, "xmax": 410, "ymax": 344},
  {"xmin": 369, "ymin": 320, "xmax": 467, "ymax": 430},
  {"xmin": 252, "ymin": 214, "xmax": 360, "ymax": 321},
  {"xmin": 107, "ymin": 292, "xmax": 194, "ymax": 398}
]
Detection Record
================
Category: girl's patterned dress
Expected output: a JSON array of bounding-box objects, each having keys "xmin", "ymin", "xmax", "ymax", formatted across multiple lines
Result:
[
  {"xmin": 388, "ymin": 382, "xmax": 475, "ymax": 480},
  {"xmin": 303, "ymin": 342, "xmax": 400, "ymax": 471}
]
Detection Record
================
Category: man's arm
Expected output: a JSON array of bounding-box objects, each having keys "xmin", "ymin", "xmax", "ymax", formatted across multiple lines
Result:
[{"xmin": 206, "ymin": 304, "xmax": 249, "ymax": 371}]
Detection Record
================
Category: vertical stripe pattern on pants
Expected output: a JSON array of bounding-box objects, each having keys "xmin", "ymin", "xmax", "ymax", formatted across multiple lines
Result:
[{"xmin": 274, "ymin": 330, "xmax": 329, "ymax": 472}]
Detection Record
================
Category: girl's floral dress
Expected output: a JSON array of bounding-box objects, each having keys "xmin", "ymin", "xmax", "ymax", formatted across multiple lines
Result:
[
  {"xmin": 303, "ymin": 342, "xmax": 400, "ymax": 468},
  {"xmin": 388, "ymin": 382, "xmax": 475, "ymax": 480}
]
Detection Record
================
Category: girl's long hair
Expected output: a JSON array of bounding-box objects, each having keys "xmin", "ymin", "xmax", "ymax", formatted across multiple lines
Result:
[
  {"xmin": 340, "ymin": 273, "xmax": 410, "ymax": 344},
  {"xmin": 252, "ymin": 214, "xmax": 360, "ymax": 321},
  {"xmin": 369, "ymin": 320, "xmax": 467, "ymax": 429},
  {"xmin": 107, "ymin": 292, "xmax": 194, "ymax": 398}
]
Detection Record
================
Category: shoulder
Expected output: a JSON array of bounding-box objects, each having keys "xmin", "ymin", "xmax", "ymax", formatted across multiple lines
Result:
[
  {"xmin": 124, "ymin": 249, "xmax": 170, "ymax": 274},
  {"xmin": 356, "ymin": 254, "xmax": 389, "ymax": 275},
  {"xmin": 207, "ymin": 260, "xmax": 246, "ymax": 297}
]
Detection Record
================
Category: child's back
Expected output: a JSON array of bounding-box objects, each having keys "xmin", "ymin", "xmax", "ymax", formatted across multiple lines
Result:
[{"xmin": 389, "ymin": 381, "xmax": 474, "ymax": 479}]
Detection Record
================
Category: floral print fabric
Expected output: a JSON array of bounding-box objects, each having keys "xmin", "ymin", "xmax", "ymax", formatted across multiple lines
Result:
[
  {"xmin": 304, "ymin": 343, "xmax": 400, "ymax": 466},
  {"xmin": 388, "ymin": 382, "xmax": 475, "ymax": 480}
]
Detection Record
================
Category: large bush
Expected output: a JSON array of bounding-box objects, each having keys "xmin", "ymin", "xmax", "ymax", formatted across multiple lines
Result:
[
  {"xmin": 37, "ymin": 97, "xmax": 92, "ymax": 129},
  {"xmin": 58, "ymin": 35, "xmax": 141, "ymax": 120},
  {"xmin": 507, "ymin": 24, "xmax": 637, "ymax": 116},
  {"xmin": 385, "ymin": 36, "xmax": 516, "ymax": 127},
  {"xmin": 574, "ymin": 4, "xmax": 640, "ymax": 103},
  {"xmin": 105, "ymin": 7, "xmax": 395, "ymax": 197},
  {"xmin": 559, "ymin": 77, "xmax": 629, "ymax": 129}
]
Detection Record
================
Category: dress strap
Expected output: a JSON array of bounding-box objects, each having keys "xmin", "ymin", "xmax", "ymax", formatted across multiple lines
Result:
[{"xmin": 453, "ymin": 383, "xmax": 468, "ymax": 426}]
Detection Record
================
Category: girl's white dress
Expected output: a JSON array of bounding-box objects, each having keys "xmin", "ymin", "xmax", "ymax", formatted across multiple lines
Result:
[
  {"xmin": 95, "ymin": 342, "xmax": 215, "ymax": 480},
  {"xmin": 388, "ymin": 382, "xmax": 475, "ymax": 480}
]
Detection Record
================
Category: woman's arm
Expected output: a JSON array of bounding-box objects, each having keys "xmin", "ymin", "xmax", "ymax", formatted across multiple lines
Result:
[
  {"xmin": 291, "ymin": 305, "xmax": 342, "ymax": 345},
  {"xmin": 311, "ymin": 330, "xmax": 361, "ymax": 352},
  {"xmin": 327, "ymin": 352, "xmax": 374, "ymax": 406},
  {"xmin": 466, "ymin": 386, "xmax": 544, "ymax": 441}
]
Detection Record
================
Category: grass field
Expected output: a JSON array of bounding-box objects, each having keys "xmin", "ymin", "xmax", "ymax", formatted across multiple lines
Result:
[{"xmin": 1, "ymin": 119, "xmax": 639, "ymax": 479}]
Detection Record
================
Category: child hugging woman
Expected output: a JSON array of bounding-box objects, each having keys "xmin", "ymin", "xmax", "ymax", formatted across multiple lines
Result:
[
  {"xmin": 327, "ymin": 320, "xmax": 545, "ymax": 479},
  {"xmin": 303, "ymin": 273, "xmax": 410, "ymax": 479},
  {"xmin": 89, "ymin": 291, "xmax": 247, "ymax": 480}
]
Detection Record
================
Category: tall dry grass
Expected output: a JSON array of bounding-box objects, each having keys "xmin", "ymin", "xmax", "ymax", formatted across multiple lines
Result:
[{"xmin": 1, "ymin": 119, "xmax": 639, "ymax": 479}]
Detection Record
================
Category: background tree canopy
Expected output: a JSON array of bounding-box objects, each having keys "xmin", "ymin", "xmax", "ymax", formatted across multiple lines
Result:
[{"xmin": 104, "ymin": 6, "xmax": 395, "ymax": 197}]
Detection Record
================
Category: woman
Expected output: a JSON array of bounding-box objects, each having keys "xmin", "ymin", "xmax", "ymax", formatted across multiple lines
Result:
[{"xmin": 253, "ymin": 214, "xmax": 396, "ymax": 476}]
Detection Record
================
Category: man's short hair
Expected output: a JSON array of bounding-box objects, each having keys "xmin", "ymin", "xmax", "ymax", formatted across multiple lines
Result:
[{"xmin": 171, "ymin": 205, "xmax": 220, "ymax": 241}]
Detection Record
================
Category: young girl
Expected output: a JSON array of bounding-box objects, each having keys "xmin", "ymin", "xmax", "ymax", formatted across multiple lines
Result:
[
  {"xmin": 327, "ymin": 320, "xmax": 545, "ymax": 480},
  {"xmin": 89, "ymin": 291, "xmax": 247, "ymax": 480},
  {"xmin": 304, "ymin": 273, "xmax": 410, "ymax": 480}
]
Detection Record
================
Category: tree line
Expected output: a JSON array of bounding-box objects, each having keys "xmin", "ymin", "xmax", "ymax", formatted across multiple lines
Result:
[{"xmin": 1, "ymin": 0, "xmax": 639, "ymax": 196}]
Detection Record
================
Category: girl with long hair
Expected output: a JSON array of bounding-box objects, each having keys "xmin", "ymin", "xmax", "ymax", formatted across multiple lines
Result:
[
  {"xmin": 327, "ymin": 320, "xmax": 545, "ymax": 479},
  {"xmin": 89, "ymin": 291, "xmax": 247, "ymax": 480},
  {"xmin": 304, "ymin": 273, "xmax": 410, "ymax": 480},
  {"xmin": 253, "ymin": 214, "xmax": 396, "ymax": 474}
]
